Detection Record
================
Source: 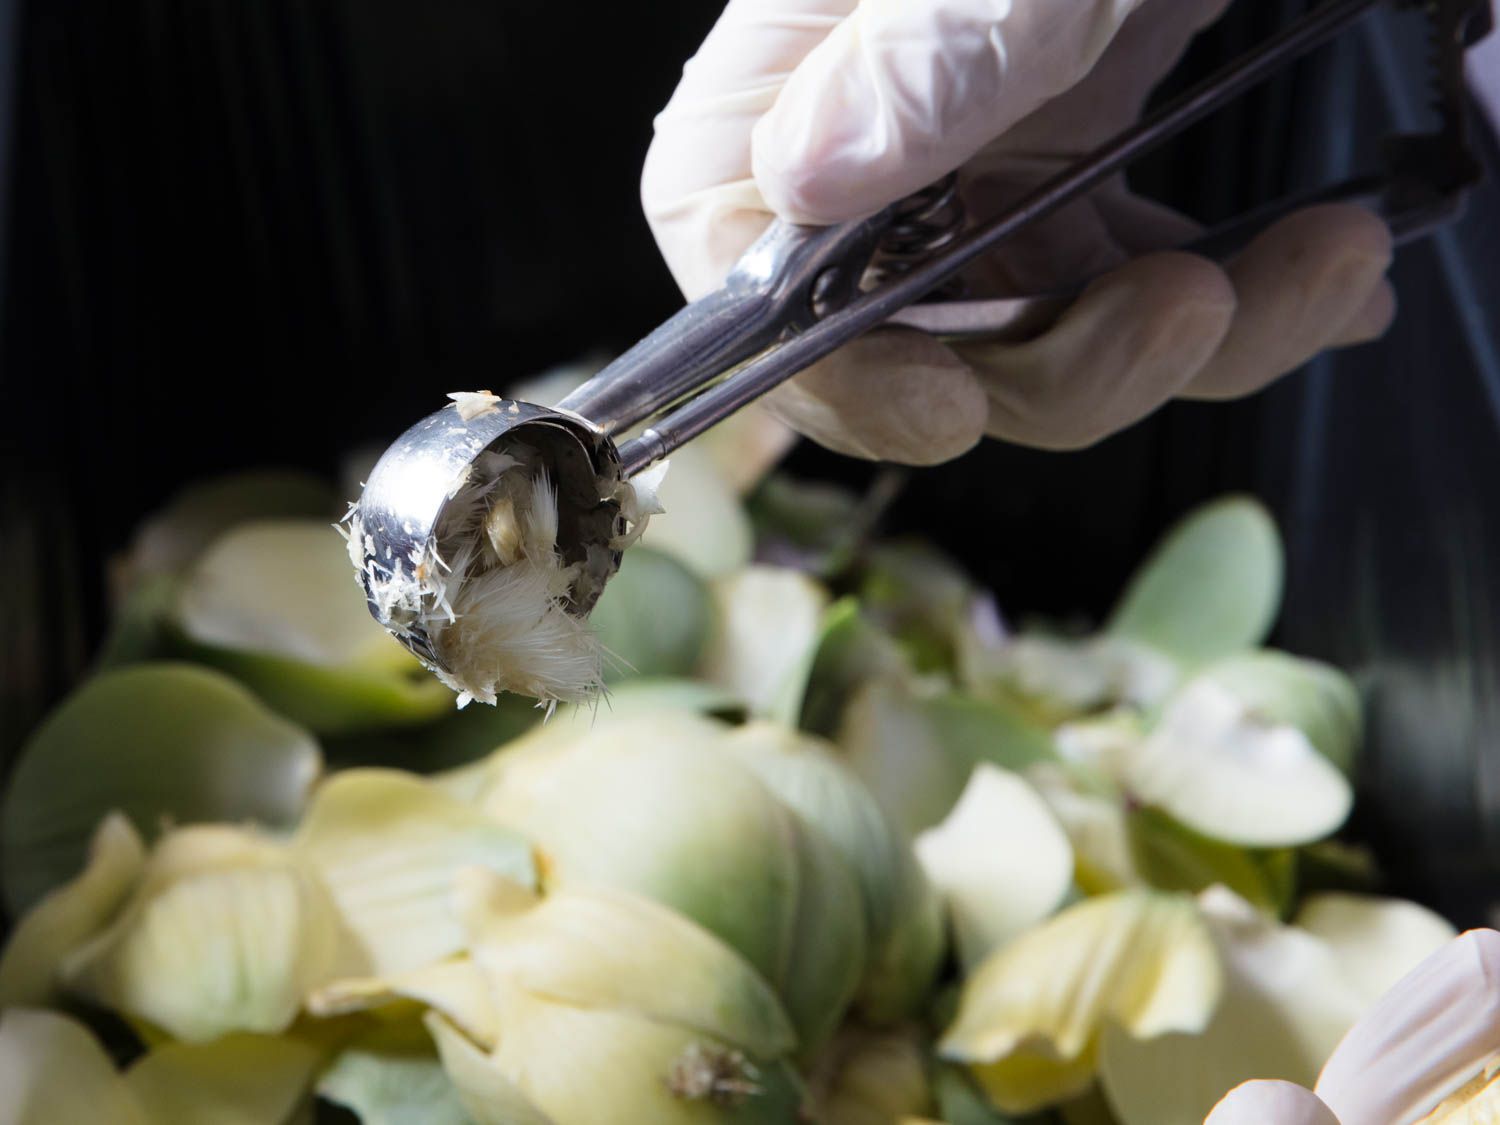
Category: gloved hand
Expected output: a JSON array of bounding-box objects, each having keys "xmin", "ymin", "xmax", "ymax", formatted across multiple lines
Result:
[{"xmin": 642, "ymin": 0, "xmax": 1396, "ymax": 464}]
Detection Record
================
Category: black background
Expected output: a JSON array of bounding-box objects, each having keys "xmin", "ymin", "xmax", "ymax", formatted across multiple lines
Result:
[{"xmin": 1, "ymin": 0, "xmax": 1497, "ymax": 922}]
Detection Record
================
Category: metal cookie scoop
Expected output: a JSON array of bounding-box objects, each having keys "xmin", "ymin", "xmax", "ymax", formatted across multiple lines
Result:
[
  {"xmin": 352, "ymin": 401, "xmax": 623, "ymax": 671},
  {"xmin": 350, "ymin": 0, "xmax": 1488, "ymax": 681}
]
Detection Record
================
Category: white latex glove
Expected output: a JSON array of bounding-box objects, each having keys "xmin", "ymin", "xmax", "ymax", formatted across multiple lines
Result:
[{"xmin": 643, "ymin": 0, "xmax": 1397, "ymax": 464}]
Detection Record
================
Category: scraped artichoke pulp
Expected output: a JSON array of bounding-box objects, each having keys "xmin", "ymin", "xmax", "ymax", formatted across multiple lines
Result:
[{"xmin": 344, "ymin": 393, "xmax": 666, "ymax": 710}]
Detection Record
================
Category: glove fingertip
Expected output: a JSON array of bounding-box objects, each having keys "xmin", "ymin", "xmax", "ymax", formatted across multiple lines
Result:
[
  {"xmin": 1331, "ymin": 278, "xmax": 1396, "ymax": 348},
  {"xmin": 973, "ymin": 251, "xmax": 1236, "ymax": 450},
  {"xmin": 767, "ymin": 331, "xmax": 987, "ymax": 465},
  {"xmin": 1206, "ymin": 1080, "xmax": 1340, "ymax": 1125},
  {"xmin": 751, "ymin": 112, "xmax": 900, "ymax": 225}
]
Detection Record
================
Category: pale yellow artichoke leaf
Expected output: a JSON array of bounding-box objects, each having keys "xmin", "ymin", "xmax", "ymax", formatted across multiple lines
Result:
[
  {"xmin": 439, "ymin": 705, "xmax": 730, "ymax": 810},
  {"xmin": 943, "ymin": 890, "xmax": 1220, "ymax": 1058},
  {"xmin": 123, "ymin": 1033, "xmax": 325, "ymax": 1125},
  {"xmin": 1118, "ymin": 675, "xmax": 1352, "ymax": 848},
  {"xmin": 479, "ymin": 721, "xmax": 801, "ymax": 993},
  {"xmin": 408, "ymin": 679, "xmax": 737, "ymax": 788},
  {"xmin": 62, "ymin": 826, "xmax": 346, "ymax": 1043},
  {"xmin": 319, "ymin": 1038, "xmax": 475, "ymax": 1125},
  {"xmin": 1293, "ymin": 893, "xmax": 1456, "ymax": 1004},
  {"xmin": 1023, "ymin": 762, "xmax": 1141, "ymax": 895},
  {"xmin": 114, "ymin": 820, "xmax": 289, "ymax": 892},
  {"xmin": 426, "ymin": 1013, "xmax": 556, "ymax": 1125},
  {"xmin": 635, "ymin": 441, "xmax": 755, "ymax": 578},
  {"xmin": 454, "ymin": 868, "xmax": 795, "ymax": 1060},
  {"xmin": 1052, "ymin": 710, "xmax": 1149, "ymax": 778},
  {"xmin": 177, "ymin": 520, "xmax": 403, "ymax": 670},
  {"xmin": 968, "ymin": 634, "xmax": 1180, "ymax": 723},
  {"xmin": 477, "ymin": 978, "xmax": 807, "ymax": 1125},
  {"xmin": 476, "ymin": 714, "xmax": 868, "ymax": 1054},
  {"xmin": 0, "ymin": 1008, "xmax": 148, "ymax": 1125},
  {"xmin": 119, "ymin": 471, "xmax": 336, "ymax": 590},
  {"xmin": 1316, "ymin": 929, "xmax": 1500, "ymax": 1125},
  {"xmin": 101, "ymin": 468, "xmax": 336, "ymax": 667},
  {"xmin": 969, "ymin": 1047, "xmax": 1102, "ymax": 1119},
  {"xmin": 470, "ymin": 706, "xmax": 734, "ymax": 800},
  {"xmin": 699, "ymin": 566, "xmax": 830, "ymax": 718},
  {"xmin": 1417, "ymin": 1058, "xmax": 1500, "ymax": 1125},
  {"xmin": 807, "ymin": 1026, "xmax": 934, "ymax": 1125},
  {"xmin": 915, "ymin": 764, "xmax": 1074, "ymax": 970},
  {"xmin": 940, "ymin": 891, "xmax": 1221, "ymax": 1116},
  {"xmin": 309, "ymin": 957, "xmax": 499, "ymax": 1048},
  {"xmin": 0, "ymin": 812, "xmax": 145, "ymax": 1007},
  {"xmin": 294, "ymin": 769, "xmax": 534, "ymax": 976},
  {"xmin": 1205, "ymin": 1080, "xmax": 1340, "ymax": 1125},
  {"xmin": 172, "ymin": 520, "xmax": 452, "ymax": 733},
  {"xmin": 427, "ymin": 713, "xmax": 593, "ymax": 808},
  {"xmin": 0, "ymin": 662, "xmax": 321, "ymax": 915},
  {"xmin": 1198, "ymin": 651, "xmax": 1361, "ymax": 774},
  {"xmin": 1098, "ymin": 886, "xmax": 1367, "ymax": 1125}
]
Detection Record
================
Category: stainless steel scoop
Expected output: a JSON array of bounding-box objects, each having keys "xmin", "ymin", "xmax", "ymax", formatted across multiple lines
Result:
[{"xmin": 351, "ymin": 0, "xmax": 1488, "ymax": 673}]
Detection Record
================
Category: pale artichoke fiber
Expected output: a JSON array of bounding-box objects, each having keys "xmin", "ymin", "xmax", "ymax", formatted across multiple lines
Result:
[{"xmin": 345, "ymin": 403, "xmax": 665, "ymax": 709}]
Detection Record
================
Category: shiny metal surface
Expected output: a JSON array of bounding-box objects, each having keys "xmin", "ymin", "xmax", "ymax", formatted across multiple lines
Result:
[
  {"xmin": 556, "ymin": 210, "xmax": 892, "ymax": 435},
  {"xmin": 863, "ymin": 173, "xmax": 967, "ymax": 291},
  {"xmin": 353, "ymin": 398, "xmax": 621, "ymax": 668}
]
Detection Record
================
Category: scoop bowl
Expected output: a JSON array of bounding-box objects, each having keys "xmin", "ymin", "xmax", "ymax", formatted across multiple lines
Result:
[{"xmin": 347, "ymin": 396, "xmax": 625, "ymax": 674}]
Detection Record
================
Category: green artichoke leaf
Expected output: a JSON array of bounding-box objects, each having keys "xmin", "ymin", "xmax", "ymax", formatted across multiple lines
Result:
[
  {"xmin": 1106, "ymin": 497, "xmax": 1283, "ymax": 668},
  {"xmin": 170, "ymin": 520, "xmax": 452, "ymax": 734},
  {"xmin": 1126, "ymin": 806, "xmax": 1295, "ymax": 918},
  {"xmin": 589, "ymin": 547, "xmax": 712, "ymax": 683},
  {"xmin": 1, "ymin": 662, "xmax": 321, "ymax": 914},
  {"xmin": 118, "ymin": 470, "xmax": 337, "ymax": 590},
  {"xmin": 794, "ymin": 598, "xmax": 913, "ymax": 738}
]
